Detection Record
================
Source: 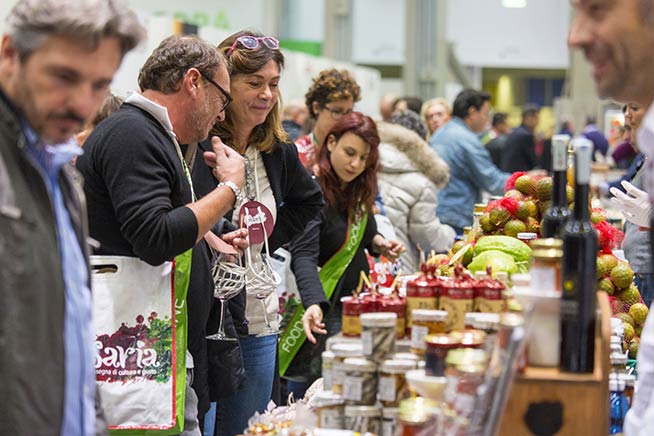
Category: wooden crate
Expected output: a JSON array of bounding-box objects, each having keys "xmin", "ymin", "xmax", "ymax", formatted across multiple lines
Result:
[{"xmin": 498, "ymin": 292, "xmax": 611, "ymax": 436}]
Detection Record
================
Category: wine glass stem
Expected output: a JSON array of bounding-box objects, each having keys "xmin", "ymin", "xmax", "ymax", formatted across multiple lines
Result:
[
  {"xmin": 218, "ymin": 298, "xmax": 226, "ymax": 336},
  {"xmin": 260, "ymin": 298, "xmax": 272, "ymax": 330}
]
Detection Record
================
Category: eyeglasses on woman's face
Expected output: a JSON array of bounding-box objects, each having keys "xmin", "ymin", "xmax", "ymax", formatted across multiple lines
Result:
[{"xmin": 323, "ymin": 105, "xmax": 353, "ymax": 119}]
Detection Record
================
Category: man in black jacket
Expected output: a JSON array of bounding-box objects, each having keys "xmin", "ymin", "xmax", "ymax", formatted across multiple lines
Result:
[
  {"xmin": 501, "ymin": 104, "xmax": 540, "ymax": 172},
  {"xmin": 0, "ymin": 1, "xmax": 144, "ymax": 434},
  {"xmin": 76, "ymin": 35, "xmax": 246, "ymax": 434}
]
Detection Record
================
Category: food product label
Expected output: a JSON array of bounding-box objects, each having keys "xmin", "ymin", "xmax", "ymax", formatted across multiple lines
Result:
[
  {"xmin": 406, "ymin": 297, "xmax": 438, "ymax": 326},
  {"xmin": 342, "ymin": 314, "xmax": 362, "ymax": 336},
  {"xmin": 379, "ymin": 376, "xmax": 397, "ymax": 402},
  {"xmin": 411, "ymin": 325, "xmax": 429, "ymax": 350},
  {"xmin": 319, "ymin": 408, "xmax": 344, "ymax": 429},
  {"xmin": 439, "ymin": 296, "xmax": 473, "ymax": 330},
  {"xmin": 475, "ymin": 289, "xmax": 504, "ymax": 313},
  {"xmin": 323, "ymin": 370, "xmax": 333, "ymax": 391},
  {"xmin": 531, "ymin": 265, "xmax": 559, "ymax": 292},
  {"xmin": 362, "ymin": 330, "xmax": 374, "ymax": 356},
  {"xmin": 332, "ymin": 368, "xmax": 345, "ymax": 388},
  {"xmin": 344, "ymin": 376, "xmax": 364, "ymax": 401}
]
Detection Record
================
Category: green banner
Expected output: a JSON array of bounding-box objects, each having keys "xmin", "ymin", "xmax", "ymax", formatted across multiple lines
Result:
[{"xmin": 278, "ymin": 214, "xmax": 367, "ymax": 376}]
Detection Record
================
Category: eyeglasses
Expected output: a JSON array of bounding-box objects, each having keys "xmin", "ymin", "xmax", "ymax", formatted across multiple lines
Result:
[
  {"xmin": 324, "ymin": 105, "xmax": 353, "ymax": 119},
  {"xmin": 195, "ymin": 69, "xmax": 232, "ymax": 113},
  {"xmin": 226, "ymin": 35, "xmax": 280, "ymax": 57}
]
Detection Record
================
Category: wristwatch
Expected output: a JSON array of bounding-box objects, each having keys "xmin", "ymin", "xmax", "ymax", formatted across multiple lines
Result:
[{"xmin": 217, "ymin": 180, "xmax": 245, "ymax": 205}]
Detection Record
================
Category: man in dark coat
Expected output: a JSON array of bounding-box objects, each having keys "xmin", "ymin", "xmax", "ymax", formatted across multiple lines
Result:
[
  {"xmin": 501, "ymin": 104, "xmax": 540, "ymax": 172},
  {"xmin": 0, "ymin": 1, "xmax": 144, "ymax": 434}
]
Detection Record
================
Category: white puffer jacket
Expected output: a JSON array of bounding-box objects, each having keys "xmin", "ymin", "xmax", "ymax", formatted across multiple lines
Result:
[{"xmin": 377, "ymin": 122, "xmax": 456, "ymax": 273}]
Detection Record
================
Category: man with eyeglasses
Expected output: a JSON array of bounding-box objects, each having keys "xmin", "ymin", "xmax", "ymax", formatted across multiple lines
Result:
[{"xmin": 76, "ymin": 34, "xmax": 246, "ymax": 435}]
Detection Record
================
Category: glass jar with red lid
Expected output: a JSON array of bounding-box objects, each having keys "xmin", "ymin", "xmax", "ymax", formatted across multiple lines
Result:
[
  {"xmin": 473, "ymin": 267, "xmax": 505, "ymax": 313},
  {"xmin": 438, "ymin": 266, "xmax": 474, "ymax": 331}
]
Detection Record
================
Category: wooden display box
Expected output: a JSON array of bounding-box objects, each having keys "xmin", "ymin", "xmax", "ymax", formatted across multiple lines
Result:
[{"xmin": 498, "ymin": 292, "xmax": 611, "ymax": 436}]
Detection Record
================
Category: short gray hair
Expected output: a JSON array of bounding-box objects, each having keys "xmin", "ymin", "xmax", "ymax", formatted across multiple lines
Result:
[
  {"xmin": 138, "ymin": 35, "xmax": 226, "ymax": 94},
  {"xmin": 6, "ymin": 0, "xmax": 145, "ymax": 60}
]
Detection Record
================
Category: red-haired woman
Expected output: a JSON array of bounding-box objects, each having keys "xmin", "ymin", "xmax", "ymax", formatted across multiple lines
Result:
[{"xmin": 280, "ymin": 112, "xmax": 404, "ymax": 397}]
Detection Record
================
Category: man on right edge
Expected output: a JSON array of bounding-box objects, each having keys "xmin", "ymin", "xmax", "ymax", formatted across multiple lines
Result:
[{"xmin": 567, "ymin": 1, "xmax": 654, "ymax": 434}]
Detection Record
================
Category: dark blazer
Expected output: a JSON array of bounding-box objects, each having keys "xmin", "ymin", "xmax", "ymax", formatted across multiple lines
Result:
[{"xmin": 501, "ymin": 125, "xmax": 538, "ymax": 172}]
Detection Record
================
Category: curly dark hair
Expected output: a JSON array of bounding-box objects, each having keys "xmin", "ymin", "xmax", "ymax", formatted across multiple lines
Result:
[
  {"xmin": 305, "ymin": 69, "xmax": 361, "ymax": 118},
  {"xmin": 318, "ymin": 112, "xmax": 379, "ymax": 220}
]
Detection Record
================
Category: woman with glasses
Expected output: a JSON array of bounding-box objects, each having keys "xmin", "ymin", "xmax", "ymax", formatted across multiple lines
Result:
[
  {"xmin": 202, "ymin": 30, "xmax": 323, "ymax": 436},
  {"xmin": 295, "ymin": 68, "xmax": 361, "ymax": 173},
  {"xmin": 282, "ymin": 112, "xmax": 404, "ymax": 399}
]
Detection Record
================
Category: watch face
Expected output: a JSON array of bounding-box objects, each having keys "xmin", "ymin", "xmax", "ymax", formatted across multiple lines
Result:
[{"xmin": 238, "ymin": 200, "xmax": 274, "ymax": 244}]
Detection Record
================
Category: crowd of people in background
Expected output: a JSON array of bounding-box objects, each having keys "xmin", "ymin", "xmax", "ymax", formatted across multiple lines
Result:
[{"xmin": 4, "ymin": 0, "xmax": 654, "ymax": 435}]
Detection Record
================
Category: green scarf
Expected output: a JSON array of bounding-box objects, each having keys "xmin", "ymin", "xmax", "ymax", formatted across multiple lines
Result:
[{"xmin": 278, "ymin": 213, "xmax": 368, "ymax": 376}]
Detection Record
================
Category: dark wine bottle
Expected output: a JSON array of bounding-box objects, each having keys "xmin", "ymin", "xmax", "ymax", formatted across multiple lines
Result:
[
  {"xmin": 542, "ymin": 134, "xmax": 571, "ymax": 238},
  {"xmin": 559, "ymin": 137, "xmax": 598, "ymax": 373}
]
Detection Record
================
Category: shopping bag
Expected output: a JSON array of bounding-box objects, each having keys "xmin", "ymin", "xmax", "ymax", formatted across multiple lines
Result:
[
  {"xmin": 91, "ymin": 252, "xmax": 191, "ymax": 434},
  {"xmin": 271, "ymin": 247, "xmax": 300, "ymax": 331}
]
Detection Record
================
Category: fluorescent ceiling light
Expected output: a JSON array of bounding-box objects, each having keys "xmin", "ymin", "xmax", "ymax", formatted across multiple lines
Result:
[{"xmin": 502, "ymin": 0, "xmax": 527, "ymax": 7}]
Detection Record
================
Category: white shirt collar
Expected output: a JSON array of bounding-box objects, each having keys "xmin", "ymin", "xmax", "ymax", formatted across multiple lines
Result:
[{"xmin": 125, "ymin": 91, "xmax": 177, "ymax": 142}]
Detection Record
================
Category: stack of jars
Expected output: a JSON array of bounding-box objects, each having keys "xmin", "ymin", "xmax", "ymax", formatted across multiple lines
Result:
[{"xmin": 315, "ymin": 312, "xmax": 420, "ymax": 435}]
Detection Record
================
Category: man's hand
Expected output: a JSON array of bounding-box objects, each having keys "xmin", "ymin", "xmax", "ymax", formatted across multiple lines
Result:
[
  {"xmin": 302, "ymin": 304, "xmax": 326, "ymax": 344},
  {"xmin": 203, "ymin": 136, "xmax": 245, "ymax": 188},
  {"xmin": 221, "ymin": 228, "xmax": 249, "ymax": 253},
  {"xmin": 372, "ymin": 235, "xmax": 405, "ymax": 262}
]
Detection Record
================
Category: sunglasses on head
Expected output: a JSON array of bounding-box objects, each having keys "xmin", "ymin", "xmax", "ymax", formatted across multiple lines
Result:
[{"xmin": 226, "ymin": 35, "xmax": 280, "ymax": 57}]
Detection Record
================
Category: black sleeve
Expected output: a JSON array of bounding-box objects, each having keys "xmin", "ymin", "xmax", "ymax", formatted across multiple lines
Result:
[
  {"xmin": 365, "ymin": 213, "xmax": 379, "ymax": 254},
  {"xmin": 289, "ymin": 209, "xmax": 329, "ymax": 311},
  {"xmin": 269, "ymin": 143, "xmax": 324, "ymax": 250},
  {"xmin": 92, "ymin": 118, "xmax": 198, "ymax": 265}
]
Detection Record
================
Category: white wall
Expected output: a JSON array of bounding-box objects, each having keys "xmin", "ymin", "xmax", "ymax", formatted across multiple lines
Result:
[{"xmin": 446, "ymin": 0, "xmax": 570, "ymax": 69}]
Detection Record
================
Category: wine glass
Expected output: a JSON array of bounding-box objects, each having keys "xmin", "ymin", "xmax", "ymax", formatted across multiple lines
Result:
[
  {"xmin": 245, "ymin": 253, "xmax": 282, "ymax": 337},
  {"xmin": 206, "ymin": 251, "xmax": 246, "ymax": 341}
]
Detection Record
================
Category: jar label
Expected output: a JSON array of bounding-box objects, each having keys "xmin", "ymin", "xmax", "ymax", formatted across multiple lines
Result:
[
  {"xmin": 342, "ymin": 314, "xmax": 362, "ymax": 336},
  {"xmin": 411, "ymin": 325, "xmax": 429, "ymax": 350},
  {"xmin": 439, "ymin": 297, "xmax": 473, "ymax": 330},
  {"xmin": 344, "ymin": 376, "xmax": 364, "ymax": 401},
  {"xmin": 332, "ymin": 368, "xmax": 344, "ymax": 387},
  {"xmin": 362, "ymin": 330, "xmax": 374, "ymax": 356},
  {"xmin": 531, "ymin": 265, "xmax": 559, "ymax": 292},
  {"xmin": 378, "ymin": 375, "xmax": 397, "ymax": 402},
  {"xmin": 319, "ymin": 408, "xmax": 344, "ymax": 429},
  {"xmin": 475, "ymin": 298, "xmax": 504, "ymax": 313},
  {"xmin": 396, "ymin": 317, "xmax": 406, "ymax": 339},
  {"xmin": 406, "ymin": 297, "xmax": 438, "ymax": 326},
  {"xmin": 323, "ymin": 370, "xmax": 333, "ymax": 391}
]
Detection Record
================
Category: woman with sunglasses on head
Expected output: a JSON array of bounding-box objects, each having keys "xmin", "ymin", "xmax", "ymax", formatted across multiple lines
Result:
[
  {"xmin": 281, "ymin": 112, "xmax": 405, "ymax": 398},
  {"xmin": 202, "ymin": 30, "xmax": 323, "ymax": 436},
  {"xmin": 295, "ymin": 68, "xmax": 361, "ymax": 174}
]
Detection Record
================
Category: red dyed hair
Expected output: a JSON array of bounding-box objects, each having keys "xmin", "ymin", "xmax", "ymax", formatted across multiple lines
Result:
[{"xmin": 317, "ymin": 112, "xmax": 379, "ymax": 220}]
